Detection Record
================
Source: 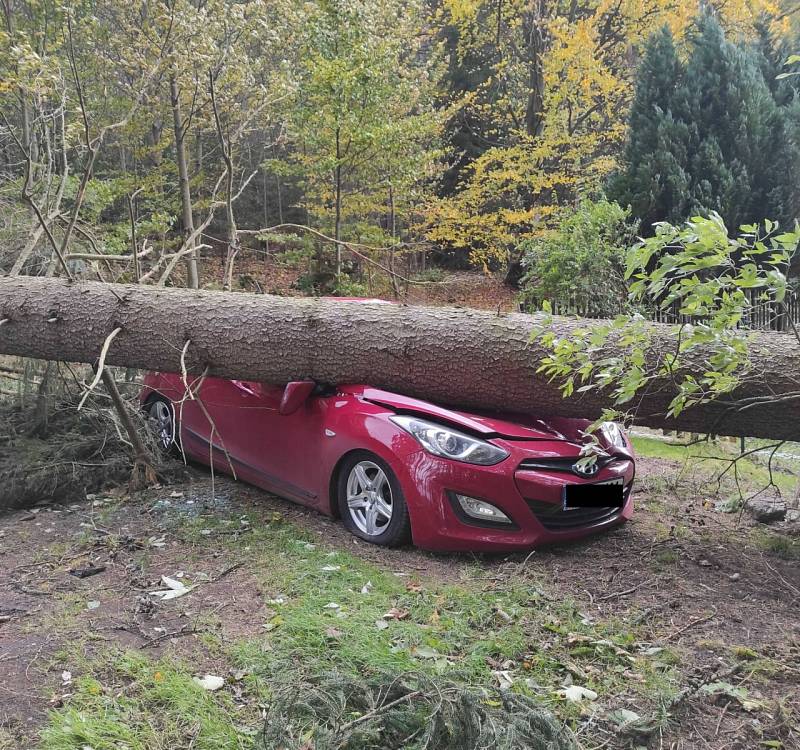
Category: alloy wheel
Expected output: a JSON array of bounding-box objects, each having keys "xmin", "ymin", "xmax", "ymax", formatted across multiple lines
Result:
[
  {"xmin": 345, "ymin": 460, "xmax": 394, "ymax": 536},
  {"xmin": 148, "ymin": 399, "xmax": 174, "ymax": 451}
]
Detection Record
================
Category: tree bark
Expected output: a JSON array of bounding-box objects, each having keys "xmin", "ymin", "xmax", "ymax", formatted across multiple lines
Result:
[{"xmin": 0, "ymin": 276, "xmax": 798, "ymax": 441}]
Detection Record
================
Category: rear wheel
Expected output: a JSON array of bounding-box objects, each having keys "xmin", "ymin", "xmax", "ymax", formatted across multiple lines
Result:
[
  {"xmin": 146, "ymin": 397, "xmax": 180, "ymax": 456},
  {"xmin": 337, "ymin": 451, "xmax": 410, "ymax": 547}
]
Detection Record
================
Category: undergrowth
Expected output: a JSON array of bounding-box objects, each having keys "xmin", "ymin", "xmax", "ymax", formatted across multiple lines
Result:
[{"xmin": 41, "ymin": 509, "xmax": 681, "ymax": 749}]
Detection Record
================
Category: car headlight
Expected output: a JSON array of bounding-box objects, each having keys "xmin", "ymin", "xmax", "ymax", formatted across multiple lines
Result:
[
  {"xmin": 600, "ymin": 421, "xmax": 627, "ymax": 449},
  {"xmin": 390, "ymin": 415, "xmax": 509, "ymax": 465}
]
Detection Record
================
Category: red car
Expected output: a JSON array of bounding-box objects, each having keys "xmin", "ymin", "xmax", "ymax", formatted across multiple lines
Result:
[{"xmin": 141, "ymin": 370, "xmax": 635, "ymax": 552}]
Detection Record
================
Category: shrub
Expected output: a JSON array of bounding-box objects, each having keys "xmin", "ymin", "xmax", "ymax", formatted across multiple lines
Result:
[{"xmin": 518, "ymin": 200, "xmax": 638, "ymax": 317}]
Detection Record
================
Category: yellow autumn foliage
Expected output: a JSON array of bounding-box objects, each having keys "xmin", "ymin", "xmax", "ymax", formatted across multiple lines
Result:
[{"xmin": 429, "ymin": 0, "xmax": 788, "ymax": 269}]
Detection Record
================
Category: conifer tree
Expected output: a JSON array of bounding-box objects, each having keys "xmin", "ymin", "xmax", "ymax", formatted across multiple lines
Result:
[
  {"xmin": 611, "ymin": 13, "xmax": 800, "ymax": 233},
  {"xmin": 609, "ymin": 27, "xmax": 690, "ymax": 229}
]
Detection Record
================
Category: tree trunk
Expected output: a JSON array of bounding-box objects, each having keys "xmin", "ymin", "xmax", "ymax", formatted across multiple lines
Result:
[
  {"xmin": 334, "ymin": 127, "xmax": 342, "ymax": 280},
  {"xmin": 170, "ymin": 76, "xmax": 199, "ymax": 289},
  {"xmin": 524, "ymin": 0, "xmax": 548, "ymax": 138},
  {"xmin": 0, "ymin": 277, "xmax": 798, "ymax": 441}
]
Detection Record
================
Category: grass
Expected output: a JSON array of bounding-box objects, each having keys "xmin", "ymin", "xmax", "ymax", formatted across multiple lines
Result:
[
  {"xmin": 753, "ymin": 530, "xmax": 800, "ymax": 560},
  {"xmin": 39, "ymin": 652, "xmax": 259, "ymax": 750},
  {"xmin": 40, "ymin": 508, "xmax": 683, "ymax": 748},
  {"xmin": 630, "ymin": 434, "xmax": 798, "ymax": 495},
  {"xmin": 653, "ymin": 547, "xmax": 680, "ymax": 566},
  {"xmin": 32, "ymin": 435, "xmax": 800, "ymax": 748},
  {"xmin": 219, "ymin": 515, "xmax": 679, "ymax": 711}
]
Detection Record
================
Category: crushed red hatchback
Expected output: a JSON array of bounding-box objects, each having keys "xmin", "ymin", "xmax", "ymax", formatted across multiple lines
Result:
[{"xmin": 141, "ymin": 371, "xmax": 635, "ymax": 552}]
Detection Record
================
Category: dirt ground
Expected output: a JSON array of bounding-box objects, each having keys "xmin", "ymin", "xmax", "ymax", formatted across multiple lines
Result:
[
  {"xmin": 199, "ymin": 247, "xmax": 521, "ymax": 312},
  {"xmin": 1, "ymin": 449, "xmax": 799, "ymax": 749}
]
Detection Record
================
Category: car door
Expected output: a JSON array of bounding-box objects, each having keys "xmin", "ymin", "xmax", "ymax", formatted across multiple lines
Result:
[
  {"xmin": 266, "ymin": 388, "xmax": 331, "ymax": 508},
  {"xmin": 175, "ymin": 377, "xmax": 256, "ymax": 472},
  {"xmin": 207, "ymin": 380, "xmax": 329, "ymax": 509}
]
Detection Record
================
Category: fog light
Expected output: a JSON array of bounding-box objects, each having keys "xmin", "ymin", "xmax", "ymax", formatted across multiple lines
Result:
[{"xmin": 454, "ymin": 493, "xmax": 512, "ymax": 524}]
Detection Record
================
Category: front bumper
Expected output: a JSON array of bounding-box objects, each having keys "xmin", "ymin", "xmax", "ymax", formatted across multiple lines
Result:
[{"xmin": 397, "ymin": 444, "xmax": 635, "ymax": 552}]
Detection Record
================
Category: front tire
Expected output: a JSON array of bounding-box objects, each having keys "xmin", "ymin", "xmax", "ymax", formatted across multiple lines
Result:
[{"xmin": 337, "ymin": 451, "xmax": 411, "ymax": 547}]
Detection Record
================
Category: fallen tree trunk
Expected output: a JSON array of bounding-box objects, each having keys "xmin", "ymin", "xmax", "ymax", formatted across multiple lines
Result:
[{"xmin": 1, "ymin": 276, "xmax": 798, "ymax": 441}]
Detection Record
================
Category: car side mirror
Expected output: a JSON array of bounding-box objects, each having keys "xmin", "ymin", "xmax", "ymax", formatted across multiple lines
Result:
[{"xmin": 279, "ymin": 381, "xmax": 316, "ymax": 416}]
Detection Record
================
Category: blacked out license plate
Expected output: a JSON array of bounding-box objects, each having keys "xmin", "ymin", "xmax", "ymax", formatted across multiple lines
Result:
[{"xmin": 563, "ymin": 477, "xmax": 624, "ymax": 509}]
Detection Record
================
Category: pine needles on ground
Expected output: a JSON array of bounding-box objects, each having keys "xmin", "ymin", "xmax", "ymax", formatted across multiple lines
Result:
[
  {"xmin": 0, "ymin": 393, "xmax": 173, "ymax": 512},
  {"xmin": 260, "ymin": 671, "xmax": 577, "ymax": 750}
]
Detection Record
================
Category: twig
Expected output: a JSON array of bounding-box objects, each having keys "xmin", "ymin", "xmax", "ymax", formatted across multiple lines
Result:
[
  {"xmin": 595, "ymin": 578, "xmax": 653, "ymax": 602},
  {"xmin": 760, "ymin": 554, "xmax": 800, "ymax": 599},
  {"xmin": 128, "ymin": 187, "xmax": 143, "ymax": 281},
  {"xmin": 663, "ymin": 609, "xmax": 717, "ymax": 642},
  {"xmin": 337, "ymin": 690, "xmax": 423, "ymax": 733},
  {"xmin": 180, "ymin": 339, "xmax": 193, "ymax": 397},
  {"xmin": 77, "ymin": 327, "xmax": 122, "ymax": 410},
  {"xmin": 714, "ymin": 701, "xmax": 730, "ymax": 737},
  {"xmin": 211, "ymin": 562, "xmax": 243, "ymax": 582},
  {"xmin": 139, "ymin": 624, "xmax": 199, "ymax": 650},
  {"xmin": 64, "ymin": 247, "xmax": 152, "ymax": 263}
]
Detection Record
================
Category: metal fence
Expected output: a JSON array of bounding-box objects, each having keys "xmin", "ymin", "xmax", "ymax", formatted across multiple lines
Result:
[{"xmin": 538, "ymin": 288, "xmax": 800, "ymax": 332}]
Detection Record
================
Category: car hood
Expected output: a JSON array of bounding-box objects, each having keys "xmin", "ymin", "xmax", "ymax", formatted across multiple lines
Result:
[{"xmin": 359, "ymin": 387, "xmax": 598, "ymax": 445}]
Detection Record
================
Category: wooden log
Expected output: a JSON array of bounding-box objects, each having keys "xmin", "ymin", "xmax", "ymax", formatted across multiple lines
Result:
[{"xmin": 0, "ymin": 276, "xmax": 798, "ymax": 440}]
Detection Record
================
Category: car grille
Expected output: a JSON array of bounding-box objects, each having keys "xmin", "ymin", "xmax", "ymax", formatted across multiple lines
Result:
[
  {"xmin": 518, "ymin": 455, "xmax": 617, "ymax": 476},
  {"xmin": 525, "ymin": 486, "xmax": 629, "ymax": 531}
]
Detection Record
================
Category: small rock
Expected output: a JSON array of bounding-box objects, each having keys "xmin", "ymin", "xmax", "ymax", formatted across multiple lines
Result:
[
  {"xmin": 728, "ymin": 572, "xmax": 741, "ymax": 581},
  {"xmin": 745, "ymin": 497, "xmax": 787, "ymax": 524},
  {"xmin": 698, "ymin": 559, "xmax": 712, "ymax": 567}
]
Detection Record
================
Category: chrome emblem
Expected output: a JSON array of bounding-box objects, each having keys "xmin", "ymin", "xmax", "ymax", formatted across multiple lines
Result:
[{"xmin": 572, "ymin": 460, "xmax": 600, "ymax": 477}]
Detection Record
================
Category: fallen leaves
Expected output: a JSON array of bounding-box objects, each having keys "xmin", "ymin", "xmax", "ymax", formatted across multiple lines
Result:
[
  {"xmin": 698, "ymin": 681, "xmax": 766, "ymax": 712},
  {"xmin": 263, "ymin": 615, "xmax": 283, "ymax": 632},
  {"xmin": 492, "ymin": 669, "xmax": 515, "ymax": 690},
  {"xmin": 382, "ymin": 607, "xmax": 410, "ymax": 621},
  {"xmin": 193, "ymin": 675, "xmax": 224, "ymax": 691},
  {"xmin": 68, "ymin": 565, "xmax": 106, "ymax": 579},
  {"xmin": 558, "ymin": 685, "xmax": 598, "ymax": 702},
  {"xmin": 149, "ymin": 576, "xmax": 195, "ymax": 600},
  {"xmin": 606, "ymin": 707, "xmax": 642, "ymax": 728}
]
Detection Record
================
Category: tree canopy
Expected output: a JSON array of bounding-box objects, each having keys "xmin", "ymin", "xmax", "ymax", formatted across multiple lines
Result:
[
  {"xmin": 610, "ymin": 13, "xmax": 800, "ymax": 233},
  {"xmin": 0, "ymin": 1, "xmax": 797, "ymax": 287}
]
